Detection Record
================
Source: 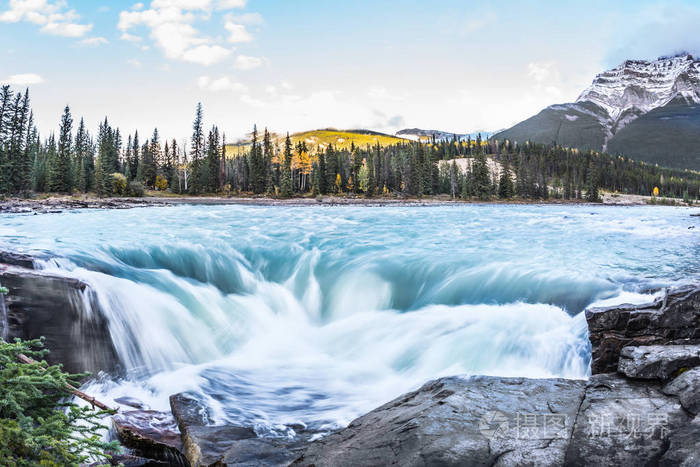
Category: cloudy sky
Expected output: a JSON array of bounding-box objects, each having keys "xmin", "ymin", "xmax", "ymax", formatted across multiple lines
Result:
[{"xmin": 2, "ymin": 0, "xmax": 700, "ymax": 141}]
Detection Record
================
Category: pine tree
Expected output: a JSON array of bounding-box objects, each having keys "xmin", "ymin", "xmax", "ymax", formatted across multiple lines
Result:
[
  {"xmin": 49, "ymin": 105, "xmax": 73, "ymax": 193},
  {"xmin": 206, "ymin": 126, "xmax": 221, "ymax": 192},
  {"xmin": 498, "ymin": 160, "xmax": 514, "ymax": 199},
  {"xmin": 586, "ymin": 162, "xmax": 600, "ymax": 202},
  {"xmin": 280, "ymin": 133, "xmax": 293, "ymax": 198},
  {"xmin": 190, "ymin": 103, "xmax": 204, "ymax": 194}
]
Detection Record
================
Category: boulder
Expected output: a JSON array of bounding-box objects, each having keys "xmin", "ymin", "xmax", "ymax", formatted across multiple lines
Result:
[
  {"xmin": 658, "ymin": 414, "xmax": 700, "ymax": 467},
  {"xmin": 112, "ymin": 410, "xmax": 187, "ymax": 466},
  {"xmin": 618, "ymin": 345, "xmax": 700, "ymax": 380},
  {"xmin": 564, "ymin": 373, "xmax": 691, "ymax": 466},
  {"xmin": 586, "ymin": 286, "xmax": 700, "ymax": 374},
  {"xmin": 0, "ymin": 265, "xmax": 120, "ymax": 374},
  {"xmin": 662, "ymin": 367, "xmax": 700, "ymax": 415},
  {"xmin": 0, "ymin": 251, "xmax": 37, "ymax": 269},
  {"xmin": 293, "ymin": 376, "xmax": 586, "ymax": 467},
  {"xmin": 169, "ymin": 393, "xmax": 313, "ymax": 467}
]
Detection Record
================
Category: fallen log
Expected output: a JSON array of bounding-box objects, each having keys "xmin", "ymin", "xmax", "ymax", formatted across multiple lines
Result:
[{"xmin": 17, "ymin": 353, "xmax": 115, "ymax": 412}]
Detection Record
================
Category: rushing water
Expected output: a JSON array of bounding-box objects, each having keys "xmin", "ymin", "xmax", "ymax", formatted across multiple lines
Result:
[{"xmin": 1, "ymin": 204, "xmax": 699, "ymax": 435}]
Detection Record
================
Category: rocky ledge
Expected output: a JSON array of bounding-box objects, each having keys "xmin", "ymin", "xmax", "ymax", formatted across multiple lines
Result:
[
  {"xmin": 108, "ymin": 285, "xmax": 700, "ymax": 466},
  {"xmin": 0, "ymin": 252, "xmax": 120, "ymax": 374}
]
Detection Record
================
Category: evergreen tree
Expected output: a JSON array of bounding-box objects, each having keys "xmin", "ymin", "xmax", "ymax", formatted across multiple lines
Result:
[
  {"xmin": 498, "ymin": 160, "xmax": 514, "ymax": 199},
  {"xmin": 586, "ymin": 162, "xmax": 600, "ymax": 202},
  {"xmin": 49, "ymin": 105, "xmax": 73, "ymax": 193},
  {"xmin": 206, "ymin": 126, "xmax": 221, "ymax": 192},
  {"xmin": 280, "ymin": 133, "xmax": 293, "ymax": 198},
  {"xmin": 190, "ymin": 103, "xmax": 204, "ymax": 194}
]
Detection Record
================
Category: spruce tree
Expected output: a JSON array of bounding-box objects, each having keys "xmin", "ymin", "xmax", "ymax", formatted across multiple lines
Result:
[
  {"xmin": 49, "ymin": 105, "xmax": 73, "ymax": 193},
  {"xmin": 280, "ymin": 133, "xmax": 293, "ymax": 198},
  {"xmin": 190, "ymin": 103, "xmax": 204, "ymax": 194},
  {"xmin": 498, "ymin": 160, "xmax": 514, "ymax": 199}
]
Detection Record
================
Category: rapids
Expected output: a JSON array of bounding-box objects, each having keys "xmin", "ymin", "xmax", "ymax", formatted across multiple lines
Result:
[{"xmin": 1, "ymin": 204, "xmax": 698, "ymax": 435}]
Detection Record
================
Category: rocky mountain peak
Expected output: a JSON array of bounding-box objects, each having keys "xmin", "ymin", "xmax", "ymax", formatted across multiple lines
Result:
[{"xmin": 576, "ymin": 54, "xmax": 700, "ymax": 122}]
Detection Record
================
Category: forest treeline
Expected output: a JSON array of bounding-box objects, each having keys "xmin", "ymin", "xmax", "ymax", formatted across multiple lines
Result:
[{"xmin": 1, "ymin": 85, "xmax": 699, "ymax": 201}]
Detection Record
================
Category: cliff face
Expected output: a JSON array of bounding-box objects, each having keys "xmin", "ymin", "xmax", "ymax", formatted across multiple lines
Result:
[{"xmin": 0, "ymin": 253, "xmax": 119, "ymax": 375}]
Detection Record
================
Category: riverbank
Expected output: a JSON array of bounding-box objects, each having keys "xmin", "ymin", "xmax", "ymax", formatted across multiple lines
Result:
[{"xmin": 0, "ymin": 192, "xmax": 694, "ymax": 214}]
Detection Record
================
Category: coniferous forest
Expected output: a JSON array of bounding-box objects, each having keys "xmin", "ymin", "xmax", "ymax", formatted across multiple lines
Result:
[{"xmin": 2, "ymin": 85, "xmax": 699, "ymax": 202}]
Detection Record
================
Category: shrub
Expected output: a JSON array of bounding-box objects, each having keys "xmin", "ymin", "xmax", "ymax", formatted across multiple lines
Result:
[
  {"xmin": 0, "ymin": 336, "xmax": 119, "ymax": 465},
  {"xmin": 127, "ymin": 181, "xmax": 145, "ymax": 197},
  {"xmin": 154, "ymin": 175, "xmax": 168, "ymax": 191},
  {"xmin": 110, "ymin": 173, "xmax": 127, "ymax": 196}
]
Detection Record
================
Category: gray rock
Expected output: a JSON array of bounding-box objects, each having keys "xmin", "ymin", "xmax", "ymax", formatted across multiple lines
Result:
[
  {"xmin": 112, "ymin": 410, "xmax": 187, "ymax": 466},
  {"xmin": 663, "ymin": 367, "xmax": 700, "ymax": 415},
  {"xmin": 0, "ymin": 251, "xmax": 37, "ymax": 269},
  {"xmin": 659, "ymin": 414, "xmax": 700, "ymax": 467},
  {"xmin": 586, "ymin": 286, "xmax": 700, "ymax": 374},
  {"xmin": 169, "ymin": 393, "xmax": 300, "ymax": 467},
  {"xmin": 293, "ymin": 375, "xmax": 586, "ymax": 467},
  {"xmin": 169, "ymin": 393, "xmax": 211, "ymax": 432},
  {"xmin": 0, "ymin": 265, "xmax": 119, "ymax": 374},
  {"xmin": 564, "ymin": 373, "xmax": 691, "ymax": 466},
  {"xmin": 618, "ymin": 345, "xmax": 700, "ymax": 380}
]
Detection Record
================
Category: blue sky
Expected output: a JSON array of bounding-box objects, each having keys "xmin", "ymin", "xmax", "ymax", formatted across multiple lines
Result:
[{"xmin": 2, "ymin": 0, "xmax": 700, "ymax": 142}]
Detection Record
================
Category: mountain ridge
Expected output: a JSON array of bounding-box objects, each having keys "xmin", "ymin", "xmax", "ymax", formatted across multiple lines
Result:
[{"xmin": 494, "ymin": 53, "xmax": 700, "ymax": 169}]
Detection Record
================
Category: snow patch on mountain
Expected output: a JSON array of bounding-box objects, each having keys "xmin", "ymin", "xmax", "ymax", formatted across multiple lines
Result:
[{"xmin": 564, "ymin": 53, "xmax": 700, "ymax": 149}]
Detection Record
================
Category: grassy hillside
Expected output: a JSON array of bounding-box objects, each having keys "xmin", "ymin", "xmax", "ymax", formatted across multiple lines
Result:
[{"xmin": 225, "ymin": 129, "xmax": 409, "ymax": 155}]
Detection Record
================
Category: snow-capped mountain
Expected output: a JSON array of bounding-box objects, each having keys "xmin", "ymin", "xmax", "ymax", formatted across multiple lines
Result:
[
  {"xmin": 396, "ymin": 128, "xmax": 496, "ymax": 142},
  {"xmin": 494, "ymin": 53, "xmax": 700, "ymax": 170},
  {"xmin": 577, "ymin": 54, "xmax": 700, "ymax": 123}
]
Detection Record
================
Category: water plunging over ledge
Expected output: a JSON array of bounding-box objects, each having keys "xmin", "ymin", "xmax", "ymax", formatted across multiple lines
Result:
[{"xmin": 1, "ymin": 204, "xmax": 698, "ymax": 435}]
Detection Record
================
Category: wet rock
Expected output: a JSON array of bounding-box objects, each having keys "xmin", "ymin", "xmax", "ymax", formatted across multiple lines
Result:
[
  {"xmin": 169, "ymin": 393, "xmax": 306, "ymax": 467},
  {"xmin": 0, "ymin": 265, "xmax": 120, "ymax": 374},
  {"xmin": 0, "ymin": 251, "xmax": 36, "ymax": 269},
  {"xmin": 115, "ymin": 396, "xmax": 149, "ymax": 410},
  {"xmin": 564, "ymin": 373, "xmax": 691, "ymax": 466},
  {"xmin": 618, "ymin": 345, "xmax": 700, "ymax": 380},
  {"xmin": 182, "ymin": 425, "xmax": 258, "ymax": 467},
  {"xmin": 659, "ymin": 414, "xmax": 700, "ymax": 467},
  {"xmin": 95, "ymin": 453, "xmax": 171, "ymax": 466},
  {"xmin": 663, "ymin": 367, "xmax": 700, "ymax": 415},
  {"xmin": 169, "ymin": 393, "xmax": 211, "ymax": 432},
  {"xmin": 586, "ymin": 286, "xmax": 700, "ymax": 374},
  {"xmin": 293, "ymin": 375, "xmax": 586, "ymax": 467},
  {"xmin": 112, "ymin": 410, "xmax": 187, "ymax": 466}
]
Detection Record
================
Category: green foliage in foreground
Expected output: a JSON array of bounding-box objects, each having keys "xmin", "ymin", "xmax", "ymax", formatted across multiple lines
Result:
[{"xmin": 0, "ymin": 337, "xmax": 119, "ymax": 466}]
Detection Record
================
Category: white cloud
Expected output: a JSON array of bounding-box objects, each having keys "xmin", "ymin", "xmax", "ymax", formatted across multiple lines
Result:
[
  {"xmin": 233, "ymin": 54, "xmax": 262, "ymax": 70},
  {"xmin": 127, "ymin": 58, "xmax": 142, "ymax": 67},
  {"xmin": 118, "ymin": 0, "xmax": 257, "ymax": 65},
  {"xmin": 197, "ymin": 75, "xmax": 247, "ymax": 92},
  {"xmin": 183, "ymin": 45, "xmax": 232, "ymax": 65},
  {"xmin": 121, "ymin": 32, "xmax": 142, "ymax": 42},
  {"xmin": 225, "ymin": 22, "xmax": 252, "ymax": 43},
  {"xmin": 368, "ymin": 87, "xmax": 403, "ymax": 101},
  {"xmin": 0, "ymin": 0, "xmax": 92, "ymax": 38},
  {"xmin": 217, "ymin": 0, "xmax": 246, "ymax": 9},
  {"xmin": 226, "ymin": 12, "xmax": 262, "ymax": 25},
  {"xmin": 3, "ymin": 73, "xmax": 44, "ymax": 85},
  {"xmin": 79, "ymin": 36, "xmax": 108, "ymax": 47}
]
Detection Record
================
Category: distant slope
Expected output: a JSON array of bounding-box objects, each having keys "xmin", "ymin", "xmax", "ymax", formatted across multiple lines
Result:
[
  {"xmin": 396, "ymin": 128, "xmax": 496, "ymax": 142},
  {"xmin": 606, "ymin": 98, "xmax": 700, "ymax": 168},
  {"xmin": 494, "ymin": 101, "xmax": 607, "ymax": 151},
  {"xmin": 226, "ymin": 129, "xmax": 408, "ymax": 155},
  {"xmin": 493, "ymin": 54, "xmax": 700, "ymax": 170}
]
